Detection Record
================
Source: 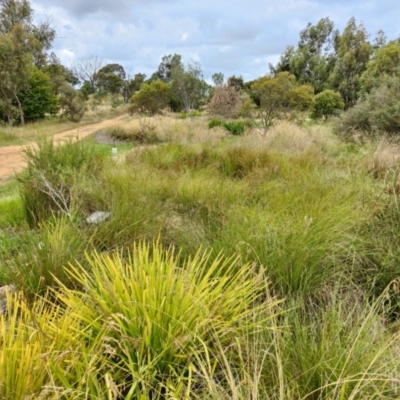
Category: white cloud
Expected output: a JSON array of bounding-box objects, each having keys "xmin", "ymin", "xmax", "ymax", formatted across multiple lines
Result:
[{"xmin": 31, "ymin": 0, "xmax": 400, "ymax": 81}]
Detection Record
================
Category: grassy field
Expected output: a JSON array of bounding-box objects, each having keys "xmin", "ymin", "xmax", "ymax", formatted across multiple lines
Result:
[{"xmin": 1, "ymin": 113, "xmax": 400, "ymax": 399}]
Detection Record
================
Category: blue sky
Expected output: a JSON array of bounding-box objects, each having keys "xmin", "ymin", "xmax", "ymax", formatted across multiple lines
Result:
[{"xmin": 31, "ymin": 0, "xmax": 400, "ymax": 82}]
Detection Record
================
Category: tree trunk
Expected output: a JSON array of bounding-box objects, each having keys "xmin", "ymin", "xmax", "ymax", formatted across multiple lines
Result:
[
  {"xmin": 15, "ymin": 95, "xmax": 24, "ymax": 126},
  {"xmin": 7, "ymin": 113, "xmax": 14, "ymax": 127}
]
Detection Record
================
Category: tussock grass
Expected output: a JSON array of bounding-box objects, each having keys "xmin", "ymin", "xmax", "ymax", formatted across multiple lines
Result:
[{"xmin": 2, "ymin": 116, "xmax": 400, "ymax": 398}]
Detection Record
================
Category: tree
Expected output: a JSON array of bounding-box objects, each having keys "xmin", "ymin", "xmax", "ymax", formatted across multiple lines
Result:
[
  {"xmin": 72, "ymin": 55, "xmax": 103, "ymax": 91},
  {"xmin": 311, "ymin": 89, "xmax": 344, "ymax": 119},
  {"xmin": 94, "ymin": 63, "xmax": 126, "ymax": 95},
  {"xmin": 129, "ymin": 80, "xmax": 170, "ymax": 115},
  {"xmin": 44, "ymin": 53, "xmax": 79, "ymax": 93},
  {"xmin": 154, "ymin": 54, "xmax": 182, "ymax": 83},
  {"xmin": 335, "ymin": 72, "xmax": 400, "ymax": 135},
  {"xmin": 212, "ymin": 72, "xmax": 224, "ymax": 87},
  {"xmin": 58, "ymin": 83, "xmax": 86, "ymax": 122},
  {"xmin": 329, "ymin": 17, "xmax": 372, "ymax": 107},
  {"xmin": 251, "ymin": 72, "xmax": 312, "ymax": 130},
  {"xmin": 19, "ymin": 67, "xmax": 58, "ymax": 121},
  {"xmin": 360, "ymin": 40, "xmax": 400, "ymax": 93},
  {"xmin": 269, "ymin": 45, "xmax": 295, "ymax": 75},
  {"xmin": 125, "ymin": 73, "xmax": 146, "ymax": 103},
  {"xmin": 171, "ymin": 60, "xmax": 205, "ymax": 112},
  {"xmin": 288, "ymin": 18, "xmax": 336, "ymax": 93},
  {"xmin": 227, "ymin": 75, "xmax": 244, "ymax": 90},
  {"xmin": 0, "ymin": 0, "xmax": 55, "ymax": 125}
]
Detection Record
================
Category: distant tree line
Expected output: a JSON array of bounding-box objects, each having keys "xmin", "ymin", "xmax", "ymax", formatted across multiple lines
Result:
[{"xmin": 1, "ymin": 0, "xmax": 399, "ymax": 132}]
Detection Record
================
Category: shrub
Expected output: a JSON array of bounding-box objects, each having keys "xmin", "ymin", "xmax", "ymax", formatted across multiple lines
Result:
[
  {"xmin": 208, "ymin": 118, "xmax": 245, "ymax": 135},
  {"xmin": 109, "ymin": 120, "xmax": 160, "ymax": 144},
  {"xmin": 18, "ymin": 138, "xmax": 104, "ymax": 227},
  {"xmin": 129, "ymin": 80, "xmax": 170, "ymax": 115},
  {"xmin": 208, "ymin": 117, "xmax": 224, "ymax": 129},
  {"xmin": 58, "ymin": 84, "xmax": 86, "ymax": 122},
  {"xmin": 335, "ymin": 74, "xmax": 400, "ymax": 137},
  {"xmin": 311, "ymin": 89, "xmax": 344, "ymax": 120},
  {"xmin": 208, "ymin": 84, "xmax": 242, "ymax": 118},
  {"xmin": 223, "ymin": 121, "xmax": 245, "ymax": 135}
]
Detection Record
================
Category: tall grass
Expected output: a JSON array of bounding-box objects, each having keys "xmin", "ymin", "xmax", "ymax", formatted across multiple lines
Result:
[{"xmin": 19, "ymin": 137, "xmax": 105, "ymax": 227}]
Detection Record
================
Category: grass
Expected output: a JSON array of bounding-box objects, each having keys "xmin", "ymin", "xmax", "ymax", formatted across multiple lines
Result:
[{"xmin": 1, "ymin": 115, "xmax": 400, "ymax": 398}]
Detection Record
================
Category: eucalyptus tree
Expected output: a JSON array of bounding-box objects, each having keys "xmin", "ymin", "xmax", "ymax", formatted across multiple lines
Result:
[{"xmin": 0, "ymin": 0, "xmax": 55, "ymax": 125}]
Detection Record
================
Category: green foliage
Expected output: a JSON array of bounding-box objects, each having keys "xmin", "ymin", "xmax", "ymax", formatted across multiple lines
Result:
[
  {"xmin": 360, "ymin": 40, "xmax": 400, "ymax": 93},
  {"xmin": 79, "ymin": 80, "xmax": 94, "ymax": 100},
  {"xmin": 311, "ymin": 89, "xmax": 344, "ymax": 119},
  {"xmin": 288, "ymin": 18, "xmax": 336, "ymax": 93},
  {"xmin": 19, "ymin": 67, "xmax": 58, "ymax": 121},
  {"xmin": 129, "ymin": 80, "xmax": 170, "ymax": 115},
  {"xmin": 171, "ymin": 60, "xmax": 208, "ymax": 112},
  {"xmin": 208, "ymin": 117, "xmax": 224, "ymax": 129},
  {"xmin": 251, "ymin": 72, "xmax": 310, "ymax": 129},
  {"xmin": 277, "ymin": 291, "xmax": 397, "ymax": 399},
  {"xmin": 335, "ymin": 73, "xmax": 400, "ymax": 136},
  {"xmin": 18, "ymin": 137, "xmax": 103, "ymax": 227},
  {"xmin": 94, "ymin": 63, "xmax": 125, "ymax": 95},
  {"xmin": 330, "ymin": 17, "xmax": 372, "ymax": 108},
  {"xmin": 1, "ymin": 216, "xmax": 87, "ymax": 298},
  {"xmin": 208, "ymin": 118, "xmax": 246, "ymax": 135},
  {"xmin": 222, "ymin": 121, "xmax": 245, "ymax": 135},
  {"xmin": 53, "ymin": 242, "xmax": 276, "ymax": 398},
  {"xmin": 58, "ymin": 84, "xmax": 86, "ymax": 122}
]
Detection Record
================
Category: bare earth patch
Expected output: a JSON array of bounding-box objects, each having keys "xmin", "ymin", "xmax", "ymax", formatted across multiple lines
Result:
[{"xmin": 0, "ymin": 115, "xmax": 127, "ymax": 184}]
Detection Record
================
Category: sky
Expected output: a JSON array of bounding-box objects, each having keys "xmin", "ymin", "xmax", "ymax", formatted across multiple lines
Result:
[{"xmin": 30, "ymin": 0, "xmax": 400, "ymax": 82}]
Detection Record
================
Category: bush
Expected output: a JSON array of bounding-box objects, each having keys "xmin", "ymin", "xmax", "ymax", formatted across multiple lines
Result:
[
  {"xmin": 311, "ymin": 90, "xmax": 344, "ymax": 120},
  {"xmin": 58, "ymin": 84, "xmax": 86, "ymax": 122},
  {"xmin": 109, "ymin": 121, "xmax": 160, "ymax": 144},
  {"xmin": 335, "ymin": 74, "xmax": 400, "ymax": 137},
  {"xmin": 208, "ymin": 84, "xmax": 242, "ymax": 118},
  {"xmin": 18, "ymin": 138, "xmax": 104, "ymax": 227},
  {"xmin": 208, "ymin": 118, "xmax": 245, "ymax": 135},
  {"xmin": 222, "ymin": 121, "xmax": 245, "ymax": 135},
  {"xmin": 20, "ymin": 68, "xmax": 59, "ymax": 121},
  {"xmin": 208, "ymin": 117, "xmax": 224, "ymax": 129},
  {"xmin": 129, "ymin": 80, "xmax": 170, "ymax": 115}
]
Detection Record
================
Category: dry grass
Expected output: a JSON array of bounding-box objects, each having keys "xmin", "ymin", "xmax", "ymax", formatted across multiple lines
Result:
[
  {"xmin": 111, "ymin": 114, "xmax": 228, "ymax": 144},
  {"xmin": 236, "ymin": 121, "xmax": 339, "ymax": 154},
  {"xmin": 362, "ymin": 138, "xmax": 400, "ymax": 178}
]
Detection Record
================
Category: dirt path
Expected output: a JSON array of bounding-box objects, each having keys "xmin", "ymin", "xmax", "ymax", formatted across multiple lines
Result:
[{"xmin": 0, "ymin": 115, "xmax": 127, "ymax": 185}]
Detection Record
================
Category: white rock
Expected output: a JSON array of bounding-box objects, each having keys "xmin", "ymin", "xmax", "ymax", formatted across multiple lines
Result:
[{"xmin": 86, "ymin": 211, "xmax": 111, "ymax": 224}]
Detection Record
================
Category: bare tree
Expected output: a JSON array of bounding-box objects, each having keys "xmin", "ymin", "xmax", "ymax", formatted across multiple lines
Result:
[{"xmin": 71, "ymin": 55, "xmax": 103, "ymax": 90}]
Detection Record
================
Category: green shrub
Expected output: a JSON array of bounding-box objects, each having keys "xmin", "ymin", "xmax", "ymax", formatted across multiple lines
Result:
[
  {"xmin": 179, "ymin": 111, "xmax": 188, "ymax": 119},
  {"xmin": 209, "ymin": 118, "xmax": 245, "ymax": 135},
  {"xmin": 311, "ymin": 89, "xmax": 344, "ymax": 120},
  {"xmin": 0, "ymin": 216, "xmax": 87, "ymax": 298},
  {"xmin": 18, "ymin": 138, "xmax": 104, "ymax": 227},
  {"xmin": 336, "ymin": 74, "xmax": 400, "ymax": 137},
  {"xmin": 208, "ymin": 117, "xmax": 224, "ymax": 129},
  {"xmin": 223, "ymin": 121, "xmax": 245, "ymax": 135}
]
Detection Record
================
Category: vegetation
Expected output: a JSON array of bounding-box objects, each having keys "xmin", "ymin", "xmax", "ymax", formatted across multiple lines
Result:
[
  {"xmin": 2, "ymin": 118, "xmax": 400, "ymax": 397},
  {"xmin": 3, "ymin": 1, "xmax": 400, "ymax": 398},
  {"xmin": 311, "ymin": 89, "xmax": 344, "ymax": 119}
]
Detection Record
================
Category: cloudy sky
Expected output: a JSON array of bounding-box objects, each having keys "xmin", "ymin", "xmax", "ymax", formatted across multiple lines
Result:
[{"xmin": 30, "ymin": 0, "xmax": 399, "ymax": 82}]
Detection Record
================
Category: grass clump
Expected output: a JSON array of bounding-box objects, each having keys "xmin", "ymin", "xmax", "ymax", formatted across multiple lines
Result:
[
  {"xmin": 18, "ymin": 137, "xmax": 105, "ymax": 227},
  {"xmin": 52, "ymin": 242, "xmax": 279, "ymax": 398},
  {"xmin": 109, "ymin": 119, "xmax": 160, "ymax": 144}
]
